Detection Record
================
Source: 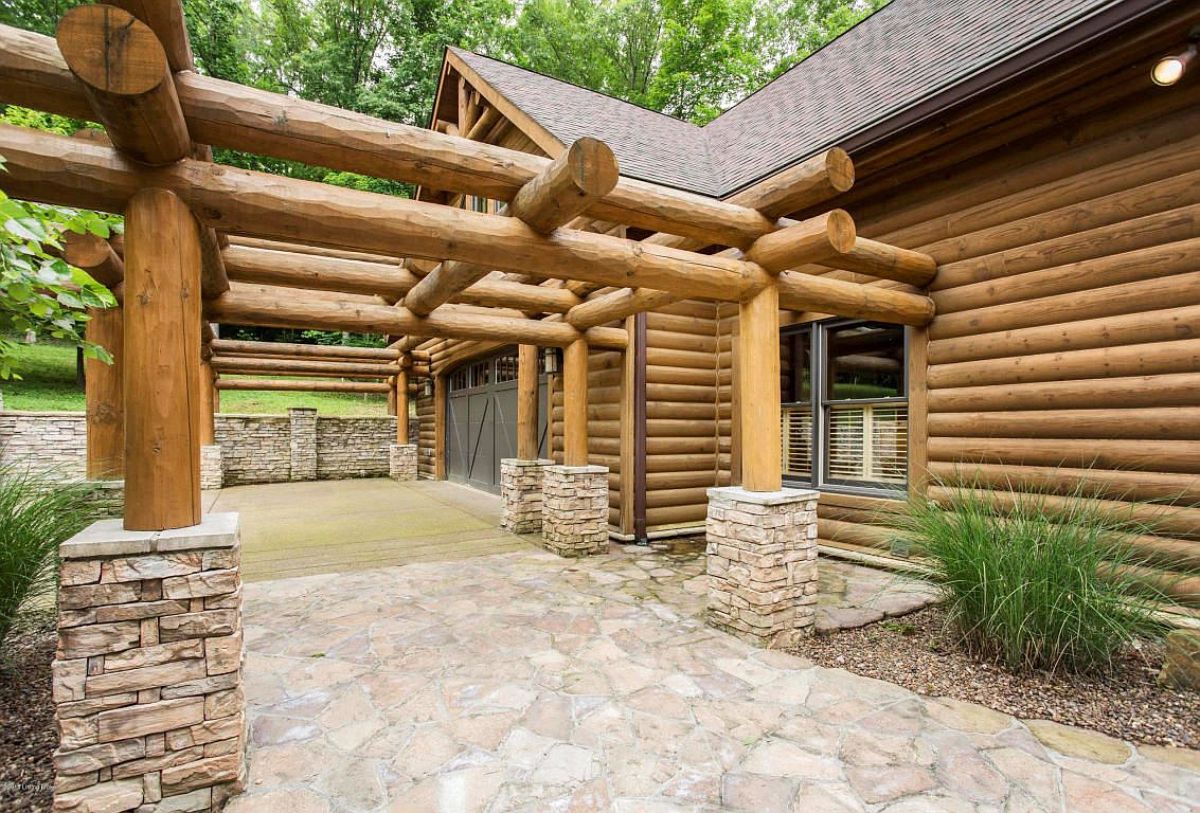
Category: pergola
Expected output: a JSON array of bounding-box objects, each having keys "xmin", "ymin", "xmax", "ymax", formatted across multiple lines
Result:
[{"xmin": 0, "ymin": 2, "xmax": 936, "ymax": 533}]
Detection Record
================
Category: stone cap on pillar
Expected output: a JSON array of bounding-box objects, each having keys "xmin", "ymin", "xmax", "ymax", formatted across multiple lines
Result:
[
  {"xmin": 547, "ymin": 464, "xmax": 609, "ymax": 475},
  {"xmin": 61, "ymin": 512, "xmax": 240, "ymax": 559},
  {"xmin": 707, "ymin": 486, "xmax": 820, "ymax": 506},
  {"xmin": 501, "ymin": 458, "xmax": 556, "ymax": 468}
]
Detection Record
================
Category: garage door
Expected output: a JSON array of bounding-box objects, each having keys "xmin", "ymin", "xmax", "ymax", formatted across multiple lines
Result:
[{"xmin": 446, "ymin": 347, "xmax": 548, "ymax": 493}]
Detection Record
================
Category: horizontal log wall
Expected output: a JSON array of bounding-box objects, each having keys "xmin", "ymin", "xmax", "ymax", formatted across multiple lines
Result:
[
  {"xmin": 549, "ymin": 343, "xmax": 625, "ymax": 528},
  {"xmin": 825, "ymin": 68, "xmax": 1200, "ymax": 604}
]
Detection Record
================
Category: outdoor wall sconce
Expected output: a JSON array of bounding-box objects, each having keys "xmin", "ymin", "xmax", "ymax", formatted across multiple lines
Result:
[
  {"xmin": 1152, "ymin": 27, "xmax": 1199, "ymax": 86},
  {"xmin": 422, "ymin": 379, "xmax": 433, "ymax": 398},
  {"xmin": 543, "ymin": 347, "xmax": 561, "ymax": 375}
]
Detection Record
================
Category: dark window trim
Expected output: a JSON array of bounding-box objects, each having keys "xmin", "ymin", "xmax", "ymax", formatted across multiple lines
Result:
[{"xmin": 780, "ymin": 318, "xmax": 909, "ymax": 496}]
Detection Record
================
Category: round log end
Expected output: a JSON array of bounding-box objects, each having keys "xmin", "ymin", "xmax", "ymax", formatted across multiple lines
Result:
[
  {"xmin": 827, "ymin": 209, "xmax": 857, "ymax": 254},
  {"xmin": 63, "ymin": 231, "xmax": 112, "ymax": 270},
  {"xmin": 568, "ymin": 137, "xmax": 621, "ymax": 197},
  {"xmin": 57, "ymin": 5, "xmax": 169, "ymax": 97},
  {"xmin": 825, "ymin": 148, "xmax": 855, "ymax": 194}
]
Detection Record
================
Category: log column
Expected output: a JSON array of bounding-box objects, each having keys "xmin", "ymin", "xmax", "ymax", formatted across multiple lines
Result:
[
  {"xmin": 123, "ymin": 188, "xmax": 203, "ymax": 531},
  {"xmin": 500, "ymin": 344, "xmax": 552, "ymax": 534},
  {"xmin": 199, "ymin": 355, "xmax": 222, "ymax": 490},
  {"xmin": 389, "ymin": 368, "xmax": 417, "ymax": 481},
  {"xmin": 706, "ymin": 279, "xmax": 819, "ymax": 647},
  {"xmin": 84, "ymin": 306, "xmax": 124, "ymax": 480},
  {"xmin": 541, "ymin": 340, "xmax": 608, "ymax": 556}
]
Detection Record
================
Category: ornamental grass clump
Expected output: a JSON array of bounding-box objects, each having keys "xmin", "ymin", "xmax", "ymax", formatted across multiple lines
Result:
[
  {"xmin": 0, "ymin": 463, "xmax": 93, "ymax": 651},
  {"xmin": 895, "ymin": 479, "xmax": 1172, "ymax": 675}
]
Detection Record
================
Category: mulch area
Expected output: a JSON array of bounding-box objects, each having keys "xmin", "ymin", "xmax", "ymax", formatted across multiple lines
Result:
[
  {"xmin": 790, "ymin": 606, "xmax": 1199, "ymax": 750},
  {"xmin": 0, "ymin": 622, "xmax": 56, "ymax": 813}
]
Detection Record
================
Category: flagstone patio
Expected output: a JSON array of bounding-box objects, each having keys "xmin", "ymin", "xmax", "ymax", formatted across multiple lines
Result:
[{"xmin": 224, "ymin": 487, "xmax": 1200, "ymax": 812}]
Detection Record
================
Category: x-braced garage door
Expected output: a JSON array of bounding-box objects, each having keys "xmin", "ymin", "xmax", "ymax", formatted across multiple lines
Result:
[{"xmin": 446, "ymin": 347, "xmax": 548, "ymax": 493}]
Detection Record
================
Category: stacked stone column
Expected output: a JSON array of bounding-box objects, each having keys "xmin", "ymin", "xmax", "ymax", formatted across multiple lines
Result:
[
  {"xmin": 706, "ymin": 486, "xmax": 819, "ymax": 648},
  {"xmin": 540, "ymin": 465, "xmax": 609, "ymax": 556},
  {"xmin": 52, "ymin": 513, "xmax": 245, "ymax": 813},
  {"xmin": 199, "ymin": 446, "xmax": 223, "ymax": 491},
  {"xmin": 287, "ymin": 407, "xmax": 317, "ymax": 481},
  {"xmin": 499, "ymin": 459, "xmax": 552, "ymax": 534},
  {"xmin": 388, "ymin": 443, "xmax": 418, "ymax": 481}
]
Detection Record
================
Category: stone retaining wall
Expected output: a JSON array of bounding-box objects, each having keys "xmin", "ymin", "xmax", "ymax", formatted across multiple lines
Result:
[
  {"xmin": 0, "ymin": 411, "xmax": 396, "ymax": 487},
  {"xmin": 317, "ymin": 417, "xmax": 394, "ymax": 480},
  {"xmin": 0, "ymin": 411, "xmax": 87, "ymax": 480}
]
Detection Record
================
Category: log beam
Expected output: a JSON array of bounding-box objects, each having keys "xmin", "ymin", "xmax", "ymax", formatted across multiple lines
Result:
[
  {"xmin": 109, "ymin": 0, "xmax": 194, "ymax": 72},
  {"xmin": 222, "ymin": 245, "xmax": 579, "ymax": 313},
  {"xmin": 404, "ymin": 138, "xmax": 619, "ymax": 316},
  {"xmin": 211, "ymin": 339, "xmax": 400, "ymax": 361},
  {"xmin": 64, "ymin": 231, "xmax": 124, "ymax": 291},
  {"xmin": 211, "ymin": 357, "xmax": 402, "ymax": 378},
  {"xmin": 205, "ymin": 285, "xmax": 628, "ymax": 350},
  {"xmin": 0, "ymin": 125, "xmax": 770, "ymax": 303},
  {"xmin": 508, "ymin": 138, "xmax": 619, "ymax": 233},
  {"xmin": 0, "ymin": 25, "xmax": 777, "ymax": 246},
  {"xmin": 56, "ymin": 5, "xmax": 189, "ymax": 166},
  {"xmin": 122, "ymin": 188, "xmax": 202, "ymax": 530},
  {"xmin": 216, "ymin": 377, "xmax": 390, "ymax": 394},
  {"xmin": 825, "ymin": 238, "xmax": 938, "ymax": 287},
  {"xmin": 777, "ymin": 270, "xmax": 935, "ymax": 326},
  {"xmin": 744, "ymin": 210, "xmax": 856, "ymax": 272}
]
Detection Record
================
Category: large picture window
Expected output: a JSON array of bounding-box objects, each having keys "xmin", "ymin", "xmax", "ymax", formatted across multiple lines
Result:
[{"xmin": 780, "ymin": 320, "xmax": 908, "ymax": 493}]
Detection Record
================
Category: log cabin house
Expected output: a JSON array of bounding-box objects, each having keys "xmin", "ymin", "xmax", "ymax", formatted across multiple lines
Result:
[
  {"xmin": 409, "ymin": 0, "xmax": 1200, "ymax": 606},
  {"xmin": 0, "ymin": 0, "xmax": 1196, "ymax": 609}
]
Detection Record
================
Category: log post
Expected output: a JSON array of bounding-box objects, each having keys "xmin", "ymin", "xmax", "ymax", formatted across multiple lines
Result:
[
  {"xmin": 84, "ymin": 306, "xmax": 123, "ymax": 480},
  {"xmin": 737, "ymin": 282, "xmax": 782, "ymax": 492},
  {"xmin": 122, "ymin": 188, "xmax": 203, "ymax": 530},
  {"xmin": 563, "ymin": 339, "xmax": 589, "ymax": 467},
  {"xmin": 396, "ymin": 369, "xmax": 410, "ymax": 443},
  {"xmin": 434, "ymin": 375, "xmax": 447, "ymax": 480},
  {"xmin": 199, "ymin": 356, "xmax": 216, "ymax": 446},
  {"xmin": 517, "ymin": 344, "xmax": 540, "ymax": 459}
]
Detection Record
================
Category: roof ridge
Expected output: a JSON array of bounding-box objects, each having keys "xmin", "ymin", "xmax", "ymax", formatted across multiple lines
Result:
[{"xmin": 450, "ymin": 47, "xmax": 705, "ymax": 129}]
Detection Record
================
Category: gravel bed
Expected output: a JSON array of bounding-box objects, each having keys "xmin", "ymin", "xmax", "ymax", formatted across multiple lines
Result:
[
  {"xmin": 0, "ymin": 622, "xmax": 56, "ymax": 813},
  {"xmin": 790, "ymin": 606, "xmax": 1199, "ymax": 750}
]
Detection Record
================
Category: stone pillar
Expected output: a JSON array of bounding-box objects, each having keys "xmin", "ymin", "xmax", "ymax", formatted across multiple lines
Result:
[
  {"xmin": 288, "ymin": 407, "xmax": 317, "ymax": 482},
  {"xmin": 200, "ymin": 445, "xmax": 223, "ymax": 491},
  {"xmin": 52, "ymin": 513, "xmax": 245, "ymax": 813},
  {"xmin": 500, "ymin": 458, "xmax": 552, "ymax": 534},
  {"xmin": 388, "ymin": 443, "xmax": 418, "ymax": 482},
  {"xmin": 705, "ymin": 486, "xmax": 819, "ymax": 648},
  {"xmin": 541, "ymin": 465, "xmax": 609, "ymax": 556}
]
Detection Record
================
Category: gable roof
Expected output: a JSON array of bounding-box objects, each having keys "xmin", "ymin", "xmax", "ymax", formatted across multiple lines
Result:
[{"xmin": 449, "ymin": 0, "xmax": 1160, "ymax": 198}]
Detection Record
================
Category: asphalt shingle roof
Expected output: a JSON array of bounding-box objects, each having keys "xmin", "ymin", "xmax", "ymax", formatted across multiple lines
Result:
[{"xmin": 451, "ymin": 0, "xmax": 1125, "ymax": 198}]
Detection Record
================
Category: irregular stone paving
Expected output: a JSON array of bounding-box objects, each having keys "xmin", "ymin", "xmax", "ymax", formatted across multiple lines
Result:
[
  {"xmin": 815, "ymin": 559, "xmax": 940, "ymax": 632},
  {"xmin": 230, "ymin": 544, "xmax": 1200, "ymax": 813}
]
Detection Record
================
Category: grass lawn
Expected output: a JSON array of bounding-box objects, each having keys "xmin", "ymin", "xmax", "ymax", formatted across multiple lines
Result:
[{"xmin": 1, "ymin": 340, "xmax": 390, "ymax": 417}]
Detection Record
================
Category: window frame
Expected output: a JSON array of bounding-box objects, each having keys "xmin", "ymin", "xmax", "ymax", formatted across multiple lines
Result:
[{"xmin": 779, "ymin": 318, "xmax": 909, "ymax": 497}]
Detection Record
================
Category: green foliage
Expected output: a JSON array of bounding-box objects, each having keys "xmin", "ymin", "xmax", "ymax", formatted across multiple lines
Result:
[
  {"xmin": 0, "ymin": 340, "xmax": 388, "ymax": 415},
  {"xmin": 894, "ymin": 478, "xmax": 1172, "ymax": 675},
  {"xmin": 0, "ymin": 463, "xmax": 94, "ymax": 650},
  {"xmin": 299, "ymin": 330, "xmax": 387, "ymax": 348},
  {"xmin": 0, "ymin": 152, "xmax": 118, "ymax": 379}
]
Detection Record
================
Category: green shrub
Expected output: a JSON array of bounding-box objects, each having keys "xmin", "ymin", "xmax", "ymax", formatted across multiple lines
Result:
[
  {"xmin": 894, "ymin": 478, "xmax": 1172, "ymax": 674},
  {"xmin": 0, "ymin": 464, "xmax": 94, "ymax": 650}
]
